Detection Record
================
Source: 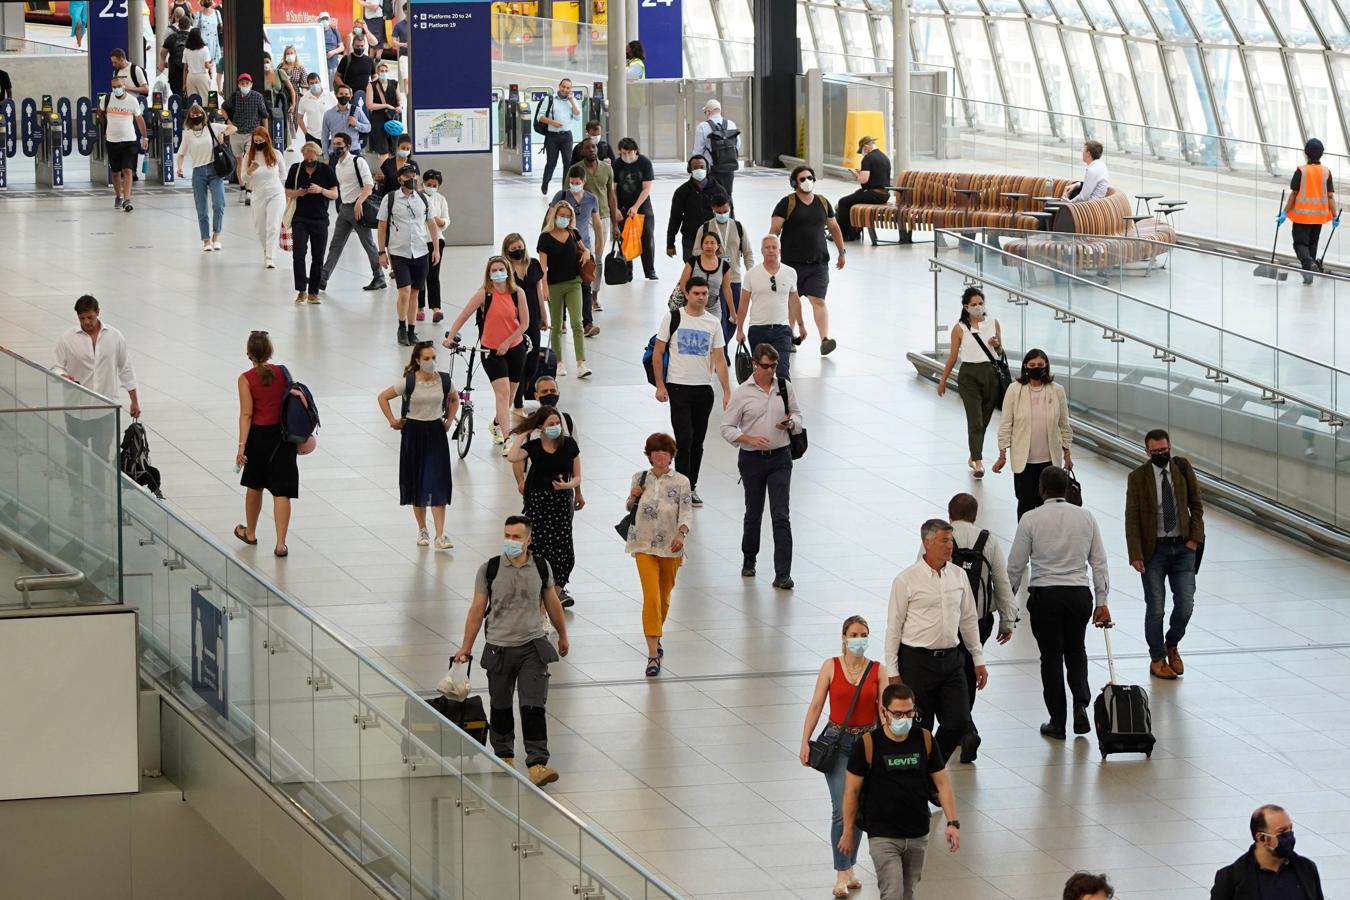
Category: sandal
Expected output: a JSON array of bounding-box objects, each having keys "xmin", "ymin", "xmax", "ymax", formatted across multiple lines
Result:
[
  {"xmin": 657, "ymin": 639, "xmax": 664, "ymax": 659},
  {"xmin": 233, "ymin": 525, "xmax": 257, "ymax": 545},
  {"xmin": 644, "ymin": 656, "xmax": 661, "ymax": 677},
  {"xmin": 274, "ymin": 546, "xmax": 288, "ymax": 558},
  {"xmin": 832, "ymin": 885, "xmax": 849, "ymax": 899},
  {"xmin": 847, "ymin": 878, "xmax": 862, "ymax": 891}
]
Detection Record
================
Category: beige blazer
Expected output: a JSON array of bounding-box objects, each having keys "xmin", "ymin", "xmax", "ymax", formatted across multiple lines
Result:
[{"xmin": 996, "ymin": 381, "xmax": 1072, "ymax": 473}]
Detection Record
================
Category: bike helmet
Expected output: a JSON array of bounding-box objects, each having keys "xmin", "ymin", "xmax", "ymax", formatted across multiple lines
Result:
[{"xmin": 384, "ymin": 119, "xmax": 405, "ymax": 137}]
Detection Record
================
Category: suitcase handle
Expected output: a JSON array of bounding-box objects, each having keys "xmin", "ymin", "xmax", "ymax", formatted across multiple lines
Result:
[
  {"xmin": 449, "ymin": 654, "xmax": 474, "ymax": 679},
  {"xmin": 1100, "ymin": 621, "xmax": 1118, "ymax": 685}
]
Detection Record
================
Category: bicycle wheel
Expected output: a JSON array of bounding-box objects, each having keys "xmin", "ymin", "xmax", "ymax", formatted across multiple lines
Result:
[{"xmin": 455, "ymin": 407, "xmax": 474, "ymax": 458}]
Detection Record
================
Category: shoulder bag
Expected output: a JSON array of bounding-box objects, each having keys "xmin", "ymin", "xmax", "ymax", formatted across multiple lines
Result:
[
  {"xmin": 807, "ymin": 660, "xmax": 874, "ymax": 772},
  {"xmin": 206, "ymin": 121, "xmax": 234, "ymax": 178},
  {"xmin": 969, "ymin": 326, "xmax": 1011, "ymax": 407},
  {"xmin": 281, "ymin": 164, "xmax": 298, "ymax": 230},
  {"xmin": 778, "ymin": 377, "xmax": 808, "ymax": 459},
  {"xmin": 614, "ymin": 471, "xmax": 648, "ymax": 540},
  {"xmin": 1065, "ymin": 469, "xmax": 1084, "ymax": 506},
  {"xmin": 573, "ymin": 230, "xmax": 596, "ymax": 284},
  {"xmin": 354, "ymin": 157, "xmax": 383, "ymax": 229}
]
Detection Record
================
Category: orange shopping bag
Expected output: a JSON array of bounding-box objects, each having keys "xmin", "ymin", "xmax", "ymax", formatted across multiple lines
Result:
[{"xmin": 621, "ymin": 212, "xmax": 645, "ymax": 261}]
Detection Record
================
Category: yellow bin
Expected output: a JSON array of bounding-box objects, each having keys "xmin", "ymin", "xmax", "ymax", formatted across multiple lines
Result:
[{"xmin": 842, "ymin": 111, "xmax": 886, "ymax": 168}]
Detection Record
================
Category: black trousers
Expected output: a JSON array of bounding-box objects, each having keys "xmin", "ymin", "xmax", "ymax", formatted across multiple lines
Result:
[
  {"xmin": 1013, "ymin": 461, "xmax": 1051, "ymax": 520},
  {"xmin": 622, "ymin": 203, "xmax": 656, "ymax": 278},
  {"xmin": 667, "ymin": 382, "xmax": 714, "ymax": 490},
  {"xmin": 514, "ymin": 328, "xmax": 542, "ymax": 407},
  {"xmin": 419, "ymin": 238, "xmax": 445, "ymax": 310},
  {"xmin": 961, "ymin": 614, "xmax": 995, "ymax": 722},
  {"xmin": 899, "ymin": 645, "xmax": 969, "ymax": 761},
  {"xmin": 837, "ymin": 188, "xmax": 888, "ymax": 240},
  {"xmin": 1027, "ymin": 586, "xmax": 1093, "ymax": 727},
  {"xmin": 541, "ymin": 131, "xmax": 574, "ymax": 193},
  {"xmin": 1292, "ymin": 222, "xmax": 1323, "ymax": 271},
  {"xmin": 711, "ymin": 168, "xmax": 734, "ymax": 197},
  {"xmin": 291, "ymin": 218, "xmax": 327, "ymax": 294},
  {"xmin": 739, "ymin": 447, "xmax": 793, "ymax": 577}
]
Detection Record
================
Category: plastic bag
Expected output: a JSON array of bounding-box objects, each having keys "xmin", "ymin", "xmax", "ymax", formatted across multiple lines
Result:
[
  {"xmin": 436, "ymin": 658, "xmax": 472, "ymax": 700},
  {"xmin": 621, "ymin": 212, "xmax": 645, "ymax": 261}
]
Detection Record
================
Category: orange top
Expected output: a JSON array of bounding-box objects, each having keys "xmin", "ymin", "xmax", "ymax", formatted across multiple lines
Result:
[
  {"xmin": 482, "ymin": 287, "xmax": 524, "ymax": 351},
  {"xmin": 827, "ymin": 657, "xmax": 879, "ymax": 728},
  {"xmin": 1290, "ymin": 163, "xmax": 1334, "ymax": 224}
]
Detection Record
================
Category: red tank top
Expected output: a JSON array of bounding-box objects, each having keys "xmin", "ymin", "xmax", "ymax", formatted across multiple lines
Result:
[
  {"xmin": 828, "ymin": 657, "xmax": 879, "ymax": 728},
  {"xmin": 482, "ymin": 288, "xmax": 523, "ymax": 350},
  {"xmin": 243, "ymin": 364, "xmax": 287, "ymax": 426}
]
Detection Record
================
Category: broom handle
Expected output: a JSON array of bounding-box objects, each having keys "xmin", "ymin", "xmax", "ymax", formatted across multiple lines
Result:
[
  {"xmin": 1319, "ymin": 221, "xmax": 1338, "ymax": 268},
  {"xmin": 1270, "ymin": 189, "xmax": 1286, "ymax": 262}
]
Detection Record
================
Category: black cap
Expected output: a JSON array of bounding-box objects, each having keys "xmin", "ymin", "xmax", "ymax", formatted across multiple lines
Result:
[{"xmin": 398, "ymin": 163, "xmax": 419, "ymax": 177}]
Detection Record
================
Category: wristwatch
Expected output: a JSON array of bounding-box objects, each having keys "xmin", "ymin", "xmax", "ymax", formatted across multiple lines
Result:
[{"xmin": 946, "ymin": 820, "xmax": 960, "ymax": 829}]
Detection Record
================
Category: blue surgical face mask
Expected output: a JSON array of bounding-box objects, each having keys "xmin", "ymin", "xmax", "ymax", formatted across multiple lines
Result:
[
  {"xmin": 846, "ymin": 637, "xmax": 869, "ymax": 656},
  {"xmin": 490, "ymin": 270, "xmax": 508, "ymax": 283},
  {"xmin": 544, "ymin": 424, "xmax": 563, "ymax": 439},
  {"xmin": 112, "ymin": 87, "xmax": 126, "ymax": 97},
  {"xmin": 714, "ymin": 212, "xmax": 730, "ymax": 224},
  {"xmin": 888, "ymin": 716, "xmax": 913, "ymax": 738},
  {"xmin": 309, "ymin": 83, "xmax": 323, "ymax": 95},
  {"xmin": 569, "ymin": 182, "xmax": 584, "ymax": 194},
  {"xmin": 502, "ymin": 539, "xmax": 524, "ymax": 558},
  {"xmin": 691, "ymin": 168, "xmax": 707, "ymax": 182},
  {"xmin": 397, "ymin": 149, "xmax": 411, "ymax": 159},
  {"xmin": 555, "ymin": 216, "xmax": 571, "ymax": 229}
]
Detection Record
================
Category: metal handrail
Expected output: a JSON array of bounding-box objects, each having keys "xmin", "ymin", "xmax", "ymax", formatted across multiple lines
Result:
[
  {"xmin": 932, "ymin": 235, "xmax": 1348, "ymax": 425},
  {"xmin": 1, "ymin": 344, "xmax": 123, "ymax": 410},
  {"xmin": 0, "ymin": 520, "xmax": 86, "ymax": 608},
  {"xmin": 939, "ymin": 228, "xmax": 1350, "ymax": 388}
]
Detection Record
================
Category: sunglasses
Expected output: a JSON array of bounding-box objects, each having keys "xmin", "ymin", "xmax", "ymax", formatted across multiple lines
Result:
[
  {"xmin": 769, "ymin": 275, "xmax": 777, "ymax": 292},
  {"xmin": 755, "ymin": 361, "xmax": 776, "ymax": 370},
  {"xmin": 250, "ymin": 330, "xmax": 269, "ymax": 336}
]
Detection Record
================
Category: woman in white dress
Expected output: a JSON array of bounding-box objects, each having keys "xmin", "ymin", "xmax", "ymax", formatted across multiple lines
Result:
[{"xmin": 242, "ymin": 127, "xmax": 285, "ymax": 269}]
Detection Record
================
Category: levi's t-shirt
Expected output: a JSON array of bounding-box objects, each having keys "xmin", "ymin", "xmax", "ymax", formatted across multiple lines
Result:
[{"xmin": 846, "ymin": 726, "xmax": 945, "ymax": 839}]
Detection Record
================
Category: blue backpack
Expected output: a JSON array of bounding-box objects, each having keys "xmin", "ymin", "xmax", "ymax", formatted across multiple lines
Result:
[
  {"xmin": 278, "ymin": 365, "xmax": 320, "ymax": 444},
  {"xmin": 642, "ymin": 308, "xmax": 680, "ymax": 387}
]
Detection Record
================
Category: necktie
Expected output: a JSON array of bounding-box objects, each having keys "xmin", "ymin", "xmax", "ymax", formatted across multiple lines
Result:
[{"xmin": 1161, "ymin": 468, "xmax": 1177, "ymax": 534}]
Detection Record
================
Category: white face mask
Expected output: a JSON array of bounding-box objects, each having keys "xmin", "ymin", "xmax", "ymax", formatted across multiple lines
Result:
[
  {"xmin": 238, "ymin": 85, "xmax": 251, "ymax": 95},
  {"xmin": 797, "ymin": 178, "xmax": 814, "ymax": 193},
  {"xmin": 620, "ymin": 152, "xmax": 637, "ymax": 164},
  {"xmin": 691, "ymin": 169, "xmax": 707, "ymax": 182},
  {"xmin": 285, "ymin": 54, "xmax": 296, "ymax": 62},
  {"xmin": 419, "ymin": 359, "xmax": 436, "ymax": 373},
  {"xmin": 967, "ymin": 304, "xmax": 985, "ymax": 318}
]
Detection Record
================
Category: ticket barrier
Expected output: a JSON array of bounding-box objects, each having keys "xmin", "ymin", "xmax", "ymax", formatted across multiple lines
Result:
[
  {"xmin": 585, "ymin": 81, "xmax": 607, "ymax": 138},
  {"xmin": 88, "ymin": 92, "xmax": 113, "ymax": 186},
  {"xmin": 35, "ymin": 111, "xmax": 65, "ymax": 189},
  {"xmin": 499, "ymin": 84, "xmax": 533, "ymax": 175},
  {"xmin": 144, "ymin": 93, "xmax": 178, "ymax": 185},
  {"xmin": 0, "ymin": 99, "xmax": 13, "ymax": 189}
]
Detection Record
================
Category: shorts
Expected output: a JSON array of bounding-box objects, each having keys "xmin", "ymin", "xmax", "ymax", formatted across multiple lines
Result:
[
  {"xmin": 481, "ymin": 342, "xmax": 527, "ymax": 382},
  {"xmin": 107, "ymin": 140, "xmax": 139, "ymax": 172},
  {"xmin": 791, "ymin": 261, "xmax": 830, "ymax": 300},
  {"xmin": 228, "ymin": 132, "xmax": 251, "ymax": 163},
  {"xmin": 390, "ymin": 252, "xmax": 430, "ymax": 290}
]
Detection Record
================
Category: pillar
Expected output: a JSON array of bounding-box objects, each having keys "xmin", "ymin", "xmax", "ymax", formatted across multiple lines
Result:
[
  {"xmin": 608, "ymin": 0, "xmax": 627, "ymax": 139},
  {"xmin": 893, "ymin": 0, "xmax": 911, "ymax": 172},
  {"xmin": 221, "ymin": 2, "xmax": 265, "ymax": 92},
  {"xmin": 754, "ymin": 0, "xmax": 796, "ymax": 167}
]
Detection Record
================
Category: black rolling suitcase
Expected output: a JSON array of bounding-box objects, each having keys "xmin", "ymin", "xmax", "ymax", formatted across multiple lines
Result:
[{"xmin": 1093, "ymin": 624, "xmax": 1156, "ymax": 760}]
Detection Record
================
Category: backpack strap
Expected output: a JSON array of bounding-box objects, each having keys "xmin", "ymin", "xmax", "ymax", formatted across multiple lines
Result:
[
  {"xmin": 400, "ymin": 372, "xmax": 415, "ymax": 419},
  {"xmin": 440, "ymin": 371, "xmax": 453, "ymax": 421},
  {"xmin": 535, "ymin": 554, "xmax": 550, "ymax": 593},
  {"xmin": 922, "ymin": 727, "xmax": 933, "ymax": 761},
  {"xmin": 777, "ymin": 377, "xmax": 791, "ymax": 418},
  {"xmin": 484, "ymin": 556, "xmax": 501, "ymax": 614},
  {"xmin": 973, "ymin": 529, "xmax": 990, "ymax": 554}
]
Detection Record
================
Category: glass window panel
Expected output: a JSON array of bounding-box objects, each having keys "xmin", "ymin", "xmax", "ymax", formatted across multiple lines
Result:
[
  {"xmin": 684, "ymin": 0, "xmax": 717, "ymax": 36},
  {"xmin": 950, "ymin": 18, "xmax": 1003, "ymax": 116},
  {"xmin": 840, "ymin": 10, "xmax": 878, "ymax": 66},
  {"xmin": 1265, "ymin": 0, "xmax": 1322, "ymax": 45},
  {"xmin": 1224, "ymin": 0, "xmax": 1279, "ymax": 44},
  {"xmin": 1139, "ymin": 0, "xmax": 1189, "ymax": 39},
  {"xmin": 913, "ymin": 0, "xmax": 943, "ymax": 10},
  {"xmin": 986, "ymin": 0, "xmax": 1024, "ymax": 12},
  {"xmin": 1030, "ymin": 22, "xmax": 1077, "ymax": 114},
  {"xmin": 993, "ymin": 20, "xmax": 1050, "ymax": 109},
  {"xmin": 913, "ymin": 15, "xmax": 955, "ymax": 69},
  {"xmin": 1051, "ymin": 0, "xmax": 1090, "ymax": 22},
  {"xmin": 1162, "ymin": 45, "xmax": 1214, "ymax": 134},
  {"xmin": 876, "ymin": 12, "xmax": 894, "ymax": 59},
  {"xmin": 1249, "ymin": 49, "xmax": 1297, "ymax": 145},
  {"xmin": 1306, "ymin": 0, "xmax": 1350, "ymax": 48},
  {"xmin": 1022, "ymin": 0, "xmax": 1055, "ymax": 13},
  {"xmin": 797, "ymin": 1, "xmax": 819, "ymax": 70},
  {"xmin": 1112, "ymin": 0, "xmax": 1158, "ymax": 34},
  {"xmin": 810, "ymin": 7, "xmax": 848, "ymax": 71},
  {"xmin": 1293, "ymin": 52, "xmax": 1344, "ymax": 156},
  {"xmin": 1178, "ymin": 0, "xmax": 1233, "ymax": 40},
  {"xmin": 718, "ymin": 0, "xmax": 754, "ymax": 43},
  {"xmin": 1207, "ymin": 47, "xmax": 1260, "ymax": 142},
  {"xmin": 1063, "ymin": 29, "xmax": 1111, "ymax": 120},
  {"xmin": 1097, "ymin": 35, "xmax": 1143, "ymax": 122},
  {"xmin": 1131, "ymin": 40, "xmax": 1180, "ymax": 129},
  {"xmin": 945, "ymin": 0, "xmax": 985, "ymax": 12}
]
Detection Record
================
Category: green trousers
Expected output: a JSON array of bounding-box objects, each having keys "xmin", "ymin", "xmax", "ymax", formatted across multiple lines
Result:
[
  {"xmin": 957, "ymin": 360, "xmax": 998, "ymax": 460},
  {"xmin": 548, "ymin": 277, "xmax": 585, "ymax": 362}
]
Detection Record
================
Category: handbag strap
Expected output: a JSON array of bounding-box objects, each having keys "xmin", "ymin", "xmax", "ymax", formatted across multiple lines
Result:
[
  {"xmin": 777, "ymin": 376, "xmax": 791, "ymax": 418},
  {"xmin": 833, "ymin": 660, "xmax": 875, "ymax": 735},
  {"xmin": 969, "ymin": 326, "xmax": 1002, "ymax": 367}
]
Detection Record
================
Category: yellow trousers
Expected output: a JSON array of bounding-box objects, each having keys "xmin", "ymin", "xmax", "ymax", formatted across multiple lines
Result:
[{"xmin": 636, "ymin": 553, "xmax": 682, "ymax": 637}]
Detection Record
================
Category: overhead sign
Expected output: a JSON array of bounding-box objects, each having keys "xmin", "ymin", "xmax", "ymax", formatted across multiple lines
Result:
[
  {"xmin": 410, "ymin": 0, "xmax": 492, "ymax": 156},
  {"xmin": 638, "ymin": 0, "xmax": 682, "ymax": 80}
]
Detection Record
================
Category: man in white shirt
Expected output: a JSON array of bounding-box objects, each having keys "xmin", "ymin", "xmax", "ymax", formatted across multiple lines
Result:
[
  {"xmin": 653, "ymin": 278, "xmax": 731, "ymax": 507},
  {"xmin": 96, "ymin": 75, "xmax": 148, "ymax": 213},
  {"xmin": 736, "ymin": 235, "xmax": 803, "ymax": 379},
  {"xmin": 378, "ymin": 164, "xmax": 442, "ymax": 346},
  {"xmin": 536, "ymin": 77, "xmax": 580, "ymax": 196},
  {"xmin": 52, "ymin": 295, "xmax": 140, "ymax": 495},
  {"xmin": 109, "ymin": 47, "xmax": 149, "ymax": 102},
  {"xmin": 1064, "ymin": 140, "xmax": 1109, "ymax": 203},
  {"xmin": 691, "ymin": 98, "xmax": 739, "ymax": 196},
  {"xmin": 319, "ymin": 131, "xmax": 385, "ymax": 294},
  {"xmin": 885, "ymin": 518, "xmax": 989, "ymax": 763},
  {"xmin": 295, "ymin": 72, "xmax": 335, "ymax": 147}
]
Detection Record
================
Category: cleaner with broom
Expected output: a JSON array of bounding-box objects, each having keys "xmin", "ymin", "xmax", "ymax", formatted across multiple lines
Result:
[{"xmin": 1280, "ymin": 138, "xmax": 1339, "ymax": 285}]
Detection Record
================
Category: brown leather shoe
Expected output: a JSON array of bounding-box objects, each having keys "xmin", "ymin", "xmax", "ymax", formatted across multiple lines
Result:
[
  {"xmin": 1149, "ymin": 659, "xmax": 1178, "ymax": 680},
  {"xmin": 1166, "ymin": 645, "xmax": 1184, "ymax": 675}
]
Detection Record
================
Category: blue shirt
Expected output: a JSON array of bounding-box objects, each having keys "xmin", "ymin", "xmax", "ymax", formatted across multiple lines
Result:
[
  {"xmin": 542, "ymin": 92, "xmax": 580, "ymax": 134},
  {"xmin": 324, "ymin": 26, "xmax": 342, "ymax": 71},
  {"xmin": 392, "ymin": 19, "xmax": 409, "ymax": 57},
  {"xmin": 549, "ymin": 189, "xmax": 600, "ymax": 249},
  {"xmin": 322, "ymin": 103, "xmax": 371, "ymax": 154}
]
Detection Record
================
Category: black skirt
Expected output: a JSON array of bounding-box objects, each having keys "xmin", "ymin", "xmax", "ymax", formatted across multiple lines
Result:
[
  {"xmin": 241, "ymin": 423, "xmax": 299, "ymax": 499},
  {"xmin": 399, "ymin": 418, "xmax": 452, "ymax": 507}
]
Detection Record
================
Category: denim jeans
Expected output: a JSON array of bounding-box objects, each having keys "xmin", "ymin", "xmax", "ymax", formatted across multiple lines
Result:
[
  {"xmin": 191, "ymin": 164, "xmax": 225, "ymax": 240},
  {"xmin": 822, "ymin": 729, "xmax": 860, "ymax": 871},
  {"xmin": 746, "ymin": 323, "xmax": 793, "ymax": 380},
  {"xmin": 869, "ymin": 835, "xmax": 929, "ymax": 900},
  {"xmin": 1142, "ymin": 542, "xmax": 1196, "ymax": 660}
]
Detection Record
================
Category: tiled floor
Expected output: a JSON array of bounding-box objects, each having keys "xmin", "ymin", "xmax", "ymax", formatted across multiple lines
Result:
[{"xmin": 6, "ymin": 162, "xmax": 1350, "ymax": 900}]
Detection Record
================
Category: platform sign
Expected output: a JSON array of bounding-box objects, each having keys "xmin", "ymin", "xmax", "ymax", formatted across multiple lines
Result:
[
  {"xmin": 409, "ymin": 0, "xmax": 492, "ymax": 155},
  {"xmin": 638, "ymin": 0, "xmax": 682, "ymax": 79},
  {"xmin": 191, "ymin": 589, "xmax": 228, "ymax": 719},
  {"xmin": 89, "ymin": 0, "xmax": 132, "ymax": 107}
]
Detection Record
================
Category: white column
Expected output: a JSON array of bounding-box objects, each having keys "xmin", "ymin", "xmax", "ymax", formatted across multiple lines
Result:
[
  {"xmin": 609, "ymin": 0, "xmax": 627, "ymax": 140},
  {"xmin": 893, "ymin": 0, "xmax": 911, "ymax": 172}
]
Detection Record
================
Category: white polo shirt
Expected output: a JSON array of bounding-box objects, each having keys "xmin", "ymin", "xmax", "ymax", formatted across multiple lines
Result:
[{"xmin": 741, "ymin": 262, "xmax": 797, "ymax": 326}]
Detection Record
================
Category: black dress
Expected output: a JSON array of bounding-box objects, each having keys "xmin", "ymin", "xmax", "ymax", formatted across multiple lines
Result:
[
  {"xmin": 521, "ymin": 436, "xmax": 579, "ymax": 588},
  {"xmin": 514, "ymin": 258, "xmax": 546, "ymax": 406},
  {"xmin": 367, "ymin": 80, "xmax": 401, "ymax": 155}
]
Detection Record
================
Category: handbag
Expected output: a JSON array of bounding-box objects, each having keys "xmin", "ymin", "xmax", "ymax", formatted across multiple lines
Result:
[
  {"xmin": 604, "ymin": 242, "xmax": 633, "ymax": 285},
  {"xmin": 807, "ymin": 661, "xmax": 874, "ymax": 772},
  {"xmin": 614, "ymin": 471, "xmax": 648, "ymax": 540},
  {"xmin": 778, "ymin": 377, "xmax": 807, "ymax": 460},
  {"xmin": 279, "ymin": 226, "xmax": 293, "ymax": 251},
  {"xmin": 970, "ymin": 327, "xmax": 1012, "ymax": 407},
  {"xmin": 205, "ymin": 119, "xmax": 234, "ymax": 178},
  {"xmin": 574, "ymin": 231, "xmax": 596, "ymax": 284},
  {"xmin": 1065, "ymin": 469, "xmax": 1083, "ymax": 506},
  {"xmin": 353, "ymin": 156, "xmax": 382, "ymax": 229},
  {"xmin": 621, "ymin": 212, "xmax": 645, "ymax": 261},
  {"xmin": 281, "ymin": 165, "xmax": 298, "ymax": 227},
  {"xmin": 734, "ymin": 341, "xmax": 753, "ymax": 384}
]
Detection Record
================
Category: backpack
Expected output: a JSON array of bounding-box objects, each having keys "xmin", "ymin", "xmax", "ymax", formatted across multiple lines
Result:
[
  {"xmin": 708, "ymin": 119, "xmax": 740, "ymax": 172},
  {"xmin": 119, "ymin": 421, "xmax": 163, "ymax": 498},
  {"xmin": 858, "ymin": 727, "xmax": 933, "ymax": 833},
  {"xmin": 382, "ymin": 187, "xmax": 431, "ymax": 235},
  {"xmin": 278, "ymin": 365, "xmax": 320, "ymax": 445},
  {"xmin": 782, "ymin": 193, "xmax": 836, "ymax": 246},
  {"xmin": 642, "ymin": 308, "xmax": 681, "ymax": 387},
  {"xmin": 483, "ymin": 553, "xmax": 551, "ymax": 616},
  {"xmin": 533, "ymin": 93, "xmax": 554, "ymax": 138},
  {"xmin": 401, "ymin": 371, "xmax": 454, "ymax": 420},
  {"xmin": 952, "ymin": 530, "xmax": 994, "ymax": 633},
  {"xmin": 166, "ymin": 32, "xmax": 188, "ymax": 75}
]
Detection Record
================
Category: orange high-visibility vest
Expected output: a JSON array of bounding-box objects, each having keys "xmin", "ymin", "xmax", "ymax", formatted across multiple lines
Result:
[{"xmin": 1290, "ymin": 163, "xmax": 1334, "ymax": 224}]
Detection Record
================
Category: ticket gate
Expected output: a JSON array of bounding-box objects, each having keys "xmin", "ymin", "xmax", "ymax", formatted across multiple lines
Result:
[
  {"xmin": 144, "ymin": 93, "xmax": 178, "ymax": 185},
  {"xmin": 35, "ymin": 111, "xmax": 65, "ymax": 188},
  {"xmin": 585, "ymin": 81, "xmax": 607, "ymax": 138},
  {"xmin": 0, "ymin": 99, "xmax": 13, "ymax": 189},
  {"xmin": 499, "ymin": 84, "xmax": 533, "ymax": 174},
  {"xmin": 491, "ymin": 87, "xmax": 505, "ymax": 147}
]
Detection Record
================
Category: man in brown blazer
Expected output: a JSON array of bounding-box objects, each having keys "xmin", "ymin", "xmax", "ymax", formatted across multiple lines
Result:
[{"xmin": 1124, "ymin": 428, "xmax": 1204, "ymax": 680}]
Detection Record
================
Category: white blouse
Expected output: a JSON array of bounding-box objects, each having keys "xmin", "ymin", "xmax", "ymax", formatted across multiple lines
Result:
[
  {"xmin": 245, "ymin": 157, "xmax": 284, "ymax": 194},
  {"xmin": 624, "ymin": 468, "xmax": 693, "ymax": 558},
  {"xmin": 178, "ymin": 123, "xmax": 228, "ymax": 169}
]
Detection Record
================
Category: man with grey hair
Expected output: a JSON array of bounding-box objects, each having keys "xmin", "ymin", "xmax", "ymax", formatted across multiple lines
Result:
[
  {"xmin": 692, "ymin": 98, "xmax": 739, "ymax": 196},
  {"xmin": 885, "ymin": 518, "xmax": 990, "ymax": 763}
]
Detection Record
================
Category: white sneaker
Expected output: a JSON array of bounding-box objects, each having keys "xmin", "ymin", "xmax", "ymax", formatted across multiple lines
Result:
[
  {"xmin": 489, "ymin": 419, "xmax": 503, "ymax": 444},
  {"xmin": 212, "ymin": 239, "xmax": 223, "ymax": 251},
  {"xmin": 576, "ymin": 364, "xmax": 593, "ymax": 379},
  {"xmin": 265, "ymin": 254, "xmax": 275, "ymax": 269},
  {"xmin": 434, "ymin": 535, "xmax": 454, "ymax": 550},
  {"xmin": 416, "ymin": 529, "xmax": 430, "ymax": 547},
  {"xmin": 557, "ymin": 362, "xmax": 567, "ymax": 376}
]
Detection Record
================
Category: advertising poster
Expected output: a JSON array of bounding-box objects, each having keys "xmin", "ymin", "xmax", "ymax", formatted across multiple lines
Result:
[
  {"xmin": 191, "ymin": 588, "xmax": 229, "ymax": 720},
  {"xmin": 264, "ymin": 23, "xmax": 330, "ymax": 91}
]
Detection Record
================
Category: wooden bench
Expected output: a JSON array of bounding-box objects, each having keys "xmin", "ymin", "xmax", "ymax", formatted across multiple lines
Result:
[
  {"xmin": 1003, "ymin": 188, "xmax": 1177, "ymax": 272},
  {"xmin": 849, "ymin": 171, "xmax": 1076, "ymax": 245}
]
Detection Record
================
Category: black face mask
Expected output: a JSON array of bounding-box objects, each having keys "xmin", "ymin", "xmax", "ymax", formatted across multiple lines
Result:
[
  {"xmin": 507, "ymin": 249, "xmax": 526, "ymax": 261},
  {"xmin": 1150, "ymin": 451, "xmax": 1171, "ymax": 468},
  {"xmin": 337, "ymin": 96, "xmax": 350, "ymax": 106},
  {"xmin": 333, "ymin": 145, "xmax": 346, "ymax": 155},
  {"xmin": 538, "ymin": 392, "xmax": 559, "ymax": 407},
  {"xmin": 253, "ymin": 141, "xmax": 267, "ymax": 149},
  {"xmin": 400, "ymin": 178, "xmax": 415, "ymax": 190},
  {"xmin": 1024, "ymin": 366, "xmax": 1047, "ymax": 381},
  {"xmin": 1272, "ymin": 830, "xmax": 1295, "ymax": 858}
]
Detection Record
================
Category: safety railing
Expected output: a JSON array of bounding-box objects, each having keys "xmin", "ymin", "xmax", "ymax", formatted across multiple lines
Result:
[
  {"xmin": 926, "ymin": 230, "xmax": 1350, "ymax": 536},
  {"xmin": 0, "ymin": 346, "xmax": 121, "ymax": 608},
  {"xmin": 119, "ymin": 475, "xmax": 679, "ymax": 899}
]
